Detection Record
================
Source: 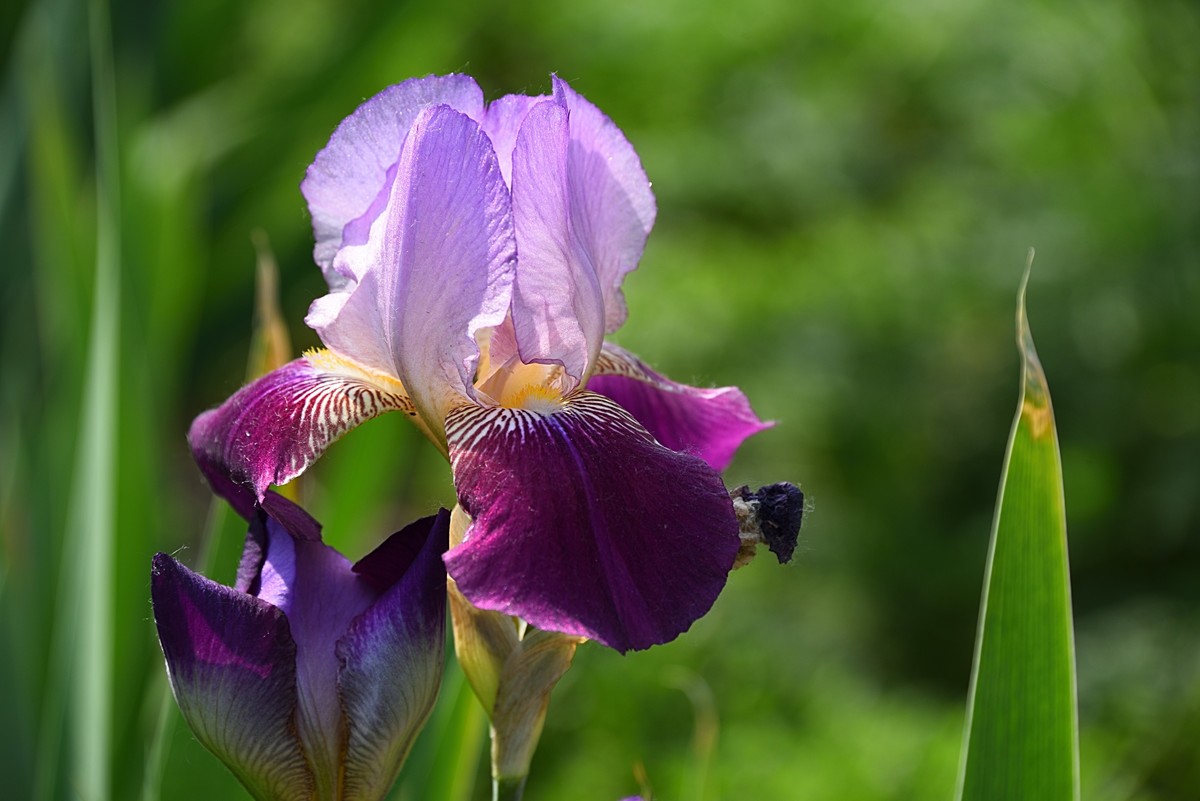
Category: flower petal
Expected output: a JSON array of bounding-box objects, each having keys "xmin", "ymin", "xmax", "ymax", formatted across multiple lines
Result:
[
  {"xmin": 311, "ymin": 105, "xmax": 516, "ymax": 433},
  {"xmin": 302, "ymin": 74, "xmax": 485, "ymax": 286},
  {"xmin": 508, "ymin": 98, "xmax": 606, "ymax": 385},
  {"xmin": 248, "ymin": 499, "xmax": 378, "ymax": 796},
  {"xmin": 480, "ymin": 93, "xmax": 547, "ymax": 188},
  {"xmin": 552, "ymin": 76, "xmax": 657, "ymax": 334},
  {"xmin": 588, "ymin": 342, "xmax": 773, "ymax": 471},
  {"xmin": 189, "ymin": 351, "xmax": 418, "ymax": 506},
  {"xmin": 338, "ymin": 510, "xmax": 450, "ymax": 800},
  {"xmin": 444, "ymin": 392, "xmax": 740, "ymax": 653},
  {"xmin": 151, "ymin": 552, "xmax": 313, "ymax": 801}
]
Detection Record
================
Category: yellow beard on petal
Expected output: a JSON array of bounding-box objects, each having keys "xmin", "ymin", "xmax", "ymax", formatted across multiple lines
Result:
[
  {"xmin": 505, "ymin": 383, "xmax": 564, "ymax": 413},
  {"xmin": 303, "ymin": 347, "xmax": 408, "ymax": 396},
  {"xmin": 476, "ymin": 357, "xmax": 568, "ymax": 412}
]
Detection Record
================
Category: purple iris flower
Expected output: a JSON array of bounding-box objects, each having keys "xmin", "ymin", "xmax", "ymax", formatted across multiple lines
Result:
[
  {"xmin": 151, "ymin": 494, "xmax": 448, "ymax": 800},
  {"xmin": 189, "ymin": 74, "xmax": 771, "ymax": 653}
]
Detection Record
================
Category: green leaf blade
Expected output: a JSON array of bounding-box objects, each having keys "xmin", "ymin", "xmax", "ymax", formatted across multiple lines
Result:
[{"xmin": 956, "ymin": 255, "xmax": 1079, "ymax": 801}]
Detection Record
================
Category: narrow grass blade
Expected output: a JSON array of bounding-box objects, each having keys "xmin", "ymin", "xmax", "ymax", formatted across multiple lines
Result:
[
  {"xmin": 36, "ymin": 0, "xmax": 121, "ymax": 796},
  {"xmin": 67, "ymin": 0, "xmax": 120, "ymax": 797},
  {"xmin": 955, "ymin": 252, "xmax": 1079, "ymax": 801}
]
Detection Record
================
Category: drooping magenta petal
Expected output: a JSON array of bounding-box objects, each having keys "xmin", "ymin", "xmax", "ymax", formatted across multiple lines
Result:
[
  {"xmin": 509, "ymin": 99, "xmax": 606, "ymax": 385},
  {"xmin": 188, "ymin": 353, "xmax": 417, "ymax": 505},
  {"xmin": 588, "ymin": 342, "xmax": 773, "ymax": 471},
  {"xmin": 151, "ymin": 553, "xmax": 314, "ymax": 801},
  {"xmin": 552, "ymin": 76, "xmax": 657, "ymax": 334},
  {"xmin": 480, "ymin": 93, "xmax": 547, "ymax": 188},
  {"xmin": 312, "ymin": 105, "xmax": 516, "ymax": 431},
  {"xmin": 302, "ymin": 74, "xmax": 485, "ymax": 286},
  {"xmin": 339, "ymin": 510, "xmax": 450, "ymax": 800},
  {"xmin": 444, "ymin": 392, "xmax": 740, "ymax": 653}
]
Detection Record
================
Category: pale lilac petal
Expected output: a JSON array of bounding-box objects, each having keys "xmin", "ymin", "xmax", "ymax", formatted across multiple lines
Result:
[
  {"xmin": 302, "ymin": 75, "xmax": 485, "ymax": 285},
  {"xmin": 553, "ymin": 76, "xmax": 657, "ymax": 333},
  {"xmin": 588, "ymin": 342, "xmax": 773, "ymax": 471},
  {"xmin": 480, "ymin": 93, "xmax": 547, "ymax": 187},
  {"xmin": 444, "ymin": 392, "xmax": 740, "ymax": 653},
  {"xmin": 151, "ymin": 553, "xmax": 313, "ymax": 801},
  {"xmin": 305, "ymin": 290, "xmax": 394, "ymax": 376},
  {"xmin": 311, "ymin": 106, "xmax": 516, "ymax": 432},
  {"xmin": 188, "ymin": 352, "xmax": 417, "ymax": 505},
  {"xmin": 509, "ymin": 99, "xmax": 606, "ymax": 385},
  {"xmin": 339, "ymin": 511, "xmax": 449, "ymax": 799}
]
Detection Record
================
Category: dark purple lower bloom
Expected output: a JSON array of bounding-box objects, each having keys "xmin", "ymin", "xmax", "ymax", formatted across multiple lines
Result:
[{"xmin": 152, "ymin": 495, "xmax": 448, "ymax": 801}]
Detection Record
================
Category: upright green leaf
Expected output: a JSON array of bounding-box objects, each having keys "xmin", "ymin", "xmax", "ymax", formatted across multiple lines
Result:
[
  {"xmin": 956, "ymin": 252, "xmax": 1079, "ymax": 801},
  {"xmin": 37, "ymin": 0, "xmax": 121, "ymax": 797}
]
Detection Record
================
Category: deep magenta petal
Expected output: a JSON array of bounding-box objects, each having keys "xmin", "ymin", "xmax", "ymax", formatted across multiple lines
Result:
[
  {"xmin": 302, "ymin": 74, "xmax": 485, "ymax": 284},
  {"xmin": 151, "ymin": 553, "xmax": 313, "ymax": 800},
  {"xmin": 188, "ymin": 356, "xmax": 416, "ymax": 505},
  {"xmin": 444, "ymin": 393, "xmax": 740, "ymax": 653},
  {"xmin": 588, "ymin": 343, "xmax": 773, "ymax": 471},
  {"xmin": 339, "ymin": 510, "xmax": 449, "ymax": 799}
]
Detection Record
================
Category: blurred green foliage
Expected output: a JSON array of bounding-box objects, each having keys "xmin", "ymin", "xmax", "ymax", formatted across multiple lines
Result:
[{"xmin": 1, "ymin": 0, "xmax": 1197, "ymax": 799}]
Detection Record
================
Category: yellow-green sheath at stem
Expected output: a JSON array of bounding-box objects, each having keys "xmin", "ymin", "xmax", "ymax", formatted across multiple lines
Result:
[{"xmin": 447, "ymin": 506, "xmax": 584, "ymax": 801}]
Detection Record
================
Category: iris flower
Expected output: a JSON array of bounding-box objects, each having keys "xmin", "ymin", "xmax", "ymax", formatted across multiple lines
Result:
[
  {"xmin": 190, "ymin": 74, "xmax": 770, "ymax": 653},
  {"xmin": 151, "ymin": 494, "xmax": 448, "ymax": 801}
]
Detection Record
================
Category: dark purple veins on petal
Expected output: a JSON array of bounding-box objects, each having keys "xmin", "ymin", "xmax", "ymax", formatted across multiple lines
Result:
[{"xmin": 188, "ymin": 358, "xmax": 413, "ymax": 508}]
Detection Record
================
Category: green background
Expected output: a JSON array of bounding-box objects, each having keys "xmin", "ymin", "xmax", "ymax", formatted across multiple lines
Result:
[{"xmin": 2, "ymin": 0, "xmax": 1197, "ymax": 798}]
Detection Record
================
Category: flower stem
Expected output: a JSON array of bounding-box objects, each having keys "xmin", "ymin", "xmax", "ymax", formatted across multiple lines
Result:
[{"xmin": 493, "ymin": 775, "xmax": 528, "ymax": 801}]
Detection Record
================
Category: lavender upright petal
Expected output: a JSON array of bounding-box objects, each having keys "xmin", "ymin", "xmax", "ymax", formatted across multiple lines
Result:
[
  {"xmin": 311, "ymin": 105, "xmax": 517, "ymax": 433},
  {"xmin": 551, "ymin": 76, "xmax": 657, "ymax": 334},
  {"xmin": 444, "ymin": 392, "xmax": 740, "ymax": 653},
  {"xmin": 509, "ymin": 98, "xmax": 606, "ymax": 384},
  {"xmin": 589, "ymin": 342, "xmax": 773, "ymax": 471},
  {"xmin": 302, "ymin": 74, "xmax": 485, "ymax": 285},
  {"xmin": 479, "ymin": 93, "xmax": 547, "ymax": 188}
]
